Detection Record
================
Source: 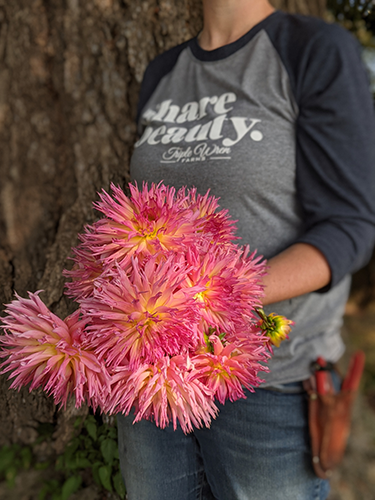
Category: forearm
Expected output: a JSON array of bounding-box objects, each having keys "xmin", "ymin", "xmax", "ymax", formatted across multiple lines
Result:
[{"xmin": 262, "ymin": 243, "xmax": 332, "ymax": 306}]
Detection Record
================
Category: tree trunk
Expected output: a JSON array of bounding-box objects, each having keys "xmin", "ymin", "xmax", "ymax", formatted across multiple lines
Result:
[
  {"xmin": 0, "ymin": 0, "xmax": 204, "ymax": 449},
  {"xmin": 270, "ymin": 0, "xmax": 326, "ymax": 17},
  {"xmin": 0, "ymin": 0, "xmax": 329, "ymax": 449}
]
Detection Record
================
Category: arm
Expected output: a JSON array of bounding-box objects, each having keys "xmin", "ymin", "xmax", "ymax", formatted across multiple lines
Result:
[
  {"xmin": 262, "ymin": 243, "xmax": 331, "ymax": 306},
  {"xmin": 292, "ymin": 25, "xmax": 375, "ymax": 289},
  {"xmin": 266, "ymin": 22, "xmax": 375, "ymax": 305}
]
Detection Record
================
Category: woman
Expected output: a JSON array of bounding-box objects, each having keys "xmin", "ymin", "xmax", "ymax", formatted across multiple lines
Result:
[{"xmin": 117, "ymin": 1, "xmax": 375, "ymax": 498}]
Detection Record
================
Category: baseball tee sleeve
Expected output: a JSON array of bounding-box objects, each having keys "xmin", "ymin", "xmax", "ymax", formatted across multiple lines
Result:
[{"xmin": 294, "ymin": 24, "xmax": 375, "ymax": 290}]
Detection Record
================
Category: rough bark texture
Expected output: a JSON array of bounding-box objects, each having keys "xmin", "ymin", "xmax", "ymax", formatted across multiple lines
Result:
[
  {"xmin": 0, "ymin": 0, "xmax": 204, "ymax": 449},
  {"xmin": 271, "ymin": 0, "xmax": 326, "ymax": 16}
]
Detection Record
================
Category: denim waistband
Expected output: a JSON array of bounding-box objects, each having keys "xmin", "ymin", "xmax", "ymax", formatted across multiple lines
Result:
[{"xmin": 261, "ymin": 381, "xmax": 305, "ymax": 394}]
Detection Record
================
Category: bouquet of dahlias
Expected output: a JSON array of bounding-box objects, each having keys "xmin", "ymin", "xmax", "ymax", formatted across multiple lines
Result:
[{"xmin": 0, "ymin": 183, "xmax": 292, "ymax": 433}]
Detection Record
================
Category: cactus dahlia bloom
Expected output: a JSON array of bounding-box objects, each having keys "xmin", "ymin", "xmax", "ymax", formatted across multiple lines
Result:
[
  {"xmin": 81, "ymin": 255, "xmax": 204, "ymax": 369},
  {"xmin": 64, "ymin": 183, "xmax": 240, "ymax": 302},
  {"xmin": 106, "ymin": 356, "xmax": 218, "ymax": 433},
  {"xmin": 0, "ymin": 292, "xmax": 110, "ymax": 410},
  {"xmin": 186, "ymin": 245, "xmax": 265, "ymax": 333},
  {"xmin": 179, "ymin": 187, "xmax": 238, "ymax": 245},
  {"xmin": 192, "ymin": 333, "xmax": 269, "ymax": 404},
  {"xmin": 78, "ymin": 183, "xmax": 200, "ymax": 268}
]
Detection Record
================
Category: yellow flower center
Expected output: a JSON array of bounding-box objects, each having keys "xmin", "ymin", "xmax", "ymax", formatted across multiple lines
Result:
[{"xmin": 194, "ymin": 291, "xmax": 206, "ymax": 303}]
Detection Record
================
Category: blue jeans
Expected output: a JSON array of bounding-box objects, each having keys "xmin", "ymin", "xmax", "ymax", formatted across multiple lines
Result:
[{"xmin": 117, "ymin": 384, "xmax": 330, "ymax": 500}]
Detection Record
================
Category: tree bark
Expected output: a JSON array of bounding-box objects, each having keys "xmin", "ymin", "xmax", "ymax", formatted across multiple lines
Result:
[
  {"xmin": 270, "ymin": 0, "xmax": 326, "ymax": 17},
  {"xmin": 0, "ymin": 0, "xmax": 204, "ymax": 449},
  {"xmin": 0, "ymin": 0, "xmax": 329, "ymax": 448}
]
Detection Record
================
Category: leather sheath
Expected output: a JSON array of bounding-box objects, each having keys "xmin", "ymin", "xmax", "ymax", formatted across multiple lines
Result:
[{"xmin": 304, "ymin": 375, "xmax": 357, "ymax": 479}]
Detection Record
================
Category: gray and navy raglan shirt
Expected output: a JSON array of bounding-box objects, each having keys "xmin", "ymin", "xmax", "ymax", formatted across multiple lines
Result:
[{"xmin": 130, "ymin": 11, "xmax": 375, "ymax": 386}]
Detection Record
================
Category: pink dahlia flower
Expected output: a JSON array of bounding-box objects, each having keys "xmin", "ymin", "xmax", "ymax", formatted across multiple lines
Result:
[
  {"xmin": 0, "ymin": 292, "xmax": 110, "ymax": 410},
  {"xmin": 81, "ymin": 255, "xmax": 204, "ymax": 369},
  {"xmin": 179, "ymin": 187, "xmax": 238, "ymax": 245},
  {"xmin": 192, "ymin": 333, "xmax": 269, "ymax": 404},
  {"xmin": 186, "ymin": 244, "xmax": 266, "ymax": 333},
  {"xmin": 78, "ymin": 183, "xmax": 199, "ymax": 268},
  {"xmin": 63, "ymin": 183, "xmax": 241, "ymax": 303},
  {"xmin": 107, "ymin": 356, "xmax": 218, "ymax": 433}
]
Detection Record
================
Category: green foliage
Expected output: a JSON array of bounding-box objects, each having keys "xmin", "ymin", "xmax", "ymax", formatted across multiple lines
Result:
[
  {"xmin": 327, "ymin": 1, "xmax": 375, "ymax": 97},
  {"xmin": 113, "ymin": 471, "xmax": 127, "ymax": 498},
  {"xmin": 0, "ymin": 413, "xmax": 126, "ymax": 500},
  {"xmin": 44, "ymin": 414, "xmax": 126, "ymax": 499},
  {"xmin": 327, "ymin": 0, "xmax": 375, "ymax": 45},
  {"xmin": 0, "ymin": 444, "xmax": 33, "ymax": 488}
]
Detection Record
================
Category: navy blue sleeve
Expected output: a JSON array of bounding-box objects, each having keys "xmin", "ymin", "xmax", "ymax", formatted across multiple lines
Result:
[
  {"xmin": 293, "ymin": 24, "xmax": 375, "ymax": 289},
  {"xmin": 268, "ymin": 16, "xmax": 375, "ymax": 290}
]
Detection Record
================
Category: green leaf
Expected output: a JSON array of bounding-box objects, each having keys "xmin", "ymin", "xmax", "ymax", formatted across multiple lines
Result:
[
  {"xmin": 74, "ymin": 417, "xmax": 82, "ymax": 429},
  {"xmin": 38, "ymin": 480, "xmax": 60, "ymax": 500},
  {"xmin": 98, "ymin": 464, "xmax": 113, "ymax": 492},
  {"xmin": 85, "ymin": 421, "xmax": 97, "ymax": 441},
  {"xmin": 113, "ymin": 471, "xmax": 126, "ymax": 499},
  {"xmin": 64, "ymin": 455, "xmax": 81, "ymax": 470},
  {"xmin": 107, "ymin": 427, "xmax": 117, "ymax": 440},
  {"xmin": 85, "ymin": 415, "xmax": 97, "ymax": 424},
  {"xmin": 83, "ymin": 436, "xmax": 94, "ymax": 449},
  {"xmin": 100, "ymin": 438, "xmax": 117, "ymax": 466},
  {"xmin": 35, "ymin": 461, "xmax": 50, "ymax": 470},
  {"xmin": 20, "ymin": 447, "xmax": 32, "ymax": 469},
  {"xmin": 38, "ymin": 486, "xmax": 49, "ymax": 500},
  {"xmin": 61, "ymin": 475, "xmax": 82, "ymax": 500},
  {"xmin": 63, "ymin": 441, "xmax": 80, "ymax": 463},
  {"xmin": 91, "ymin": 461, "xmax": 104, "ymax": 486},
  {"xmin": 74, "ymin": 457, "xmax": 92, "ymax": 469},
  {"xmin": 0, "ymin": 447, "xmax": 15, "ymax": 473},
  {"xmin": 87, "ymin": 450, "xmax": 101, "ymax": 463},
  {"xmin": 55, "ymin": 455, "xmax": 65, "ymax": 471},
  {"xmin": 5, "ymin": 465, "xmax": 18, "ymax": 488}
]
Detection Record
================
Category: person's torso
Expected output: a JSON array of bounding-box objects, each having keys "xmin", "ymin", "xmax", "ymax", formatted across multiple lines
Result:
[{"xmin": 130, "ymin": 12, "xmax": 350, "ymax": 384}]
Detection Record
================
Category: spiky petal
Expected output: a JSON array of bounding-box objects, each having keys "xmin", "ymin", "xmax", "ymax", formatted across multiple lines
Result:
[
  {"xmin": 186, "ymin": 244, "xmax": 266, "ymax": 333},
  {"xmin": 110, "ymin": 356, "xmax": 218, "ymax": 433},
  {"xmin": 63, "ymin": 244, "xmax": 104, "ymax": 300},
  {"xmin": 81, "ymin": 255, "xmax": 204, "ymax": 369},
  {"xmin": 178, "ymin": 187, "xmax": 238, "ymax": 245},
  {"xmin": 0, "ymin": 292, "xmax": 110, "ymax": 409},
  {"xmin": 192, "ymin": 333, "xmax": 269, "ymax": 404},
  {"xmin": 78, "ymin": 183, "xmax": 200, "ymax": 268}
]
